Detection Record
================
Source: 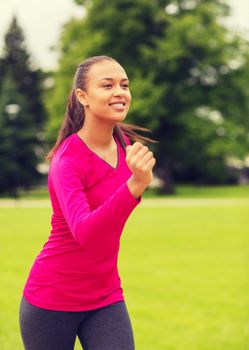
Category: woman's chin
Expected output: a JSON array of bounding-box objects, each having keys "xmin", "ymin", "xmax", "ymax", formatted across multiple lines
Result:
[
  {"xmin": 105, "ymin": 113, "xmax": 128, "ymax": 123},
  {"xmin": 91, "ymin": 111, "xmax": 127, "ymax": 124}
]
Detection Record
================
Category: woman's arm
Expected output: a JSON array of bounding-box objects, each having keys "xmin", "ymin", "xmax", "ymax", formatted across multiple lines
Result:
[{"xmin": 51, "ymin": 156, "xmax": 141, "ymax": 249}]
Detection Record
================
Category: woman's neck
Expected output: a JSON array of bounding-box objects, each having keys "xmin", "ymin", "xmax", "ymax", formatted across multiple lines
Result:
[{"xmin": 77, "ymin": 116, "xmax": 116, "ymax": 148}]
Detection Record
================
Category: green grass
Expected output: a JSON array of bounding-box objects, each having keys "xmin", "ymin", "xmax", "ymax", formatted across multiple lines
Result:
[
  {"xmin": 174, "ymin": 184, "xmax": 249, "ymax": 198},
  {"xmin": 150, "ymin": 184, "xmax": 249, "ymax": 198},
  {"xmin": 0, "ymin": 198, "xmax": 248, "ymax": 349}
]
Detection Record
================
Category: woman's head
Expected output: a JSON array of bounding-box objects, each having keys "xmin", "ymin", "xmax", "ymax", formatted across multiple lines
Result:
[
  {"xmin": 75, "ymin": 56, "xmax": 131, "ymax": 124},
  {"xmin": 45, "ymin": 55, "xmax": 156, "ymax": 161}
]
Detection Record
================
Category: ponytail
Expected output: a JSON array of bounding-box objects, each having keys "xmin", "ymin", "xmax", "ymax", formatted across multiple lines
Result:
[
  {"xmin": 114, "ymin": 123, "xmax": 158, "ymax": 151},
  {"xmin": 45, "ymin": 90, "xmax": 84, "ymax": 161}
]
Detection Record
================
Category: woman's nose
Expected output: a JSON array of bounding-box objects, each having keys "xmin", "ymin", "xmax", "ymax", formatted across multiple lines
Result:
[{"xmin": 113, "ymin": 86, "xmax": 123, "ymax": 96}]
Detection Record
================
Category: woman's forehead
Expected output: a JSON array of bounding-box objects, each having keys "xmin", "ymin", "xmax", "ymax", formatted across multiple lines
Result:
[{"xmin": 88, "ymin": 60, "xmax": 128, "ymax": 81}]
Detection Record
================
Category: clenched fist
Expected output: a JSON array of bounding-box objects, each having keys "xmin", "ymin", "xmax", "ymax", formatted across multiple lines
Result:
[{"xmin": 126, "ymin": 142, "xmax": 156, "ymax": 199}]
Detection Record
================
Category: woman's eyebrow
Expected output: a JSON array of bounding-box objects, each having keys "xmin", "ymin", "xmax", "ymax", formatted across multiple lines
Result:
[{"xmin": 98, "ymin": 78, "xmax": 129, "ymax": 82}]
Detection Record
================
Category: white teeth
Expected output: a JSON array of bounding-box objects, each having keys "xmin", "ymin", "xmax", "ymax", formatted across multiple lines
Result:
[
  {"xmin": 110, "ymin": 102, "xmax": 125, "ymax": 105},
  {"xmin": 110, "ymin": 104, "xmax": 125, "ymax": 108}
]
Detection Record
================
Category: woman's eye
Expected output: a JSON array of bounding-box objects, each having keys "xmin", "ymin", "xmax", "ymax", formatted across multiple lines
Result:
[{"xmin": 102, "ymin": 83, "xmax": 129, "ymax": 89}]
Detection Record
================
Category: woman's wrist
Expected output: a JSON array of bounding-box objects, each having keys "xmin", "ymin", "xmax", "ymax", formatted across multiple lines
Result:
[{"xmin": 127, "ymin": 176, "xmax": 147, "ymax": 200}]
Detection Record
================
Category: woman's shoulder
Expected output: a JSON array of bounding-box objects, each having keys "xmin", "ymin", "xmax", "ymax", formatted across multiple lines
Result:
[
  {"xmin": 50, "ymin": 134, "xmax": 90, "ymax": 174},
  {"xmin": 55, "ymin": 134, "xmax": 90, "ymax": 158}
]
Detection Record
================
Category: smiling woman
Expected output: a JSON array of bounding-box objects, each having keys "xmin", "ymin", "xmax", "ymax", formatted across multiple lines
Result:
[
  {"xmin": 75, "ymin": 59, "xmax": 132, "ymax": 136},
  {"xmin": 46, "ymin": 56, "xmax": 156, "ymax": 161},
  {"xmin": 19, "ymin": 55, "xmax": 157, "ymax": 350}
]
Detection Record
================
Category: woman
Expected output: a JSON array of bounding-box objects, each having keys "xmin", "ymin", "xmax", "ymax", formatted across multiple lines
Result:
[{"xmin": 19, "ymin": 55, "xmax": 156, "ymax": 350}]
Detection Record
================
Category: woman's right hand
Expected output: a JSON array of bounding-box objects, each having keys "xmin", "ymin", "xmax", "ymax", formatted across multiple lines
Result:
[{"xmin": 126, "ymin": 142, "xmax": 156, "ymax": 199}]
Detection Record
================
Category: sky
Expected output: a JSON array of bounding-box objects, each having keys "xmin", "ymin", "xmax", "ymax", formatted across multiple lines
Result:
[{"xmin": 0, "ymin": 0, "xmax": 249, "ymax": 70}]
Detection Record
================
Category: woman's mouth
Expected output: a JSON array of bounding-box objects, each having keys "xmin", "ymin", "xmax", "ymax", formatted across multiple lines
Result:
[{"xmin": 109, "ymin": 102, "xmax": 126, "ymax": 111}]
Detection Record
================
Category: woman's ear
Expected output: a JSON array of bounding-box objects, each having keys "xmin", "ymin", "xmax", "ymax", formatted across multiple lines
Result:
[{"xmin": 75, "ymin": 88, "xmax": 89, "ymax": 107}]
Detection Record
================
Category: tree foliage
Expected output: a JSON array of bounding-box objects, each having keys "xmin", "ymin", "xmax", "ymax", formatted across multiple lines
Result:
[
  {"xmin": 47, "ymin": 0, "xmax": 249, "ymax": 192},
  {"xmin": 0, "ymin": 17, "xmax": 46, "ymax": 196}
]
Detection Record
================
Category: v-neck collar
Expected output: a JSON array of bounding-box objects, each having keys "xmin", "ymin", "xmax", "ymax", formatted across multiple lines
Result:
[{"xmin": 75, "ymin": 133, "xmax": 120, "ymax": 170}]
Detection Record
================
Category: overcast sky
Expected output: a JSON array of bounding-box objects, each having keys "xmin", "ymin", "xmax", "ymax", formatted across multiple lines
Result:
[{"xmin": 0, "ymin": 0, "xmax": 249, "ymax": 70}]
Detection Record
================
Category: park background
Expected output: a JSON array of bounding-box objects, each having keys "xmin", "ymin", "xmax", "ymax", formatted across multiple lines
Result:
[{"xmin": 0, "ymin": 0, "xmax": 248, "ymax": 349}]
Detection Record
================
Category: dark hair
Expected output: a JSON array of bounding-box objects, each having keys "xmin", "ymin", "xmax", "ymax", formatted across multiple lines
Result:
[{"xmin": 46, "ymin": 55, "xmax": 157, "ymax": 161}]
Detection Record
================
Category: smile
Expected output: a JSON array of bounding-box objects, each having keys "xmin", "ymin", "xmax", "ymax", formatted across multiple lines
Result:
[
  {"xmin": 109, "ymin": 103, "xmax": 126, "ymax": 111},
  {"xmin": 109, "ymin": 102, "xmax": 126, "ymax": 106}
]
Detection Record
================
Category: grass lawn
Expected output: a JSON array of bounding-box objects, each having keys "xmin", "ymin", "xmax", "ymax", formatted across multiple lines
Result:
[{"xmin": 0, "ymin": 194, "xmax": 248, "ymax": 349}]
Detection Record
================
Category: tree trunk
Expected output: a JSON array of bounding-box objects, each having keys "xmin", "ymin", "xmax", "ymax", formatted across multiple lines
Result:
[{"xmin": 155, "ymin": 156, "xmax": 175, "ymax": 195}]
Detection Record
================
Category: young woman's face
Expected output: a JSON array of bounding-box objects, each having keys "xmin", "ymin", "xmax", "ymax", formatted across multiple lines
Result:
[{"xmin": 77, "ymin": 60, "xmax": 131, "ymax": 123}]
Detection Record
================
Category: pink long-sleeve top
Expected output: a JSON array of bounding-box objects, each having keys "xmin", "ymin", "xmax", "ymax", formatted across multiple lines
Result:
[{"xmin": 23, "ymin": 132, "xmax": 142, "ymax": 311}]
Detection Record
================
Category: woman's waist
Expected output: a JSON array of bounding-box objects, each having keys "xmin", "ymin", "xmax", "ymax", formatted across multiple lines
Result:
[
  {"xmin": 34, "ymin": 246, "xmax": 118, "ymax": 278},
  {"xmin": 25, "ymin": 256, "xmax": 121, "ymax": 303}
]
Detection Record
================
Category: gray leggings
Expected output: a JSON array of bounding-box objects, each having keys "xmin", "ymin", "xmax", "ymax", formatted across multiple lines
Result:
[{"xmin": 19, "ymin": 296, "xmax": 135, "ymax": 350}]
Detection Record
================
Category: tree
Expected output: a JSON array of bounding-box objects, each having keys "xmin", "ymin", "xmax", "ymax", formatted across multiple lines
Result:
[
  {"xmin": 0, "ymin": 16, "xmax": 46, "ymax": 196},
  {"xmin": 47, "ymin": 0, "xmax": 249, "ymax": 192},
  {"xmin": 0, "ymin": 75, "xmax": 41, "ymax": 196}
]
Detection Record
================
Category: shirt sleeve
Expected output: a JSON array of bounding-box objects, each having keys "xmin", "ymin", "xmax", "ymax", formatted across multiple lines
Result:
[{"xmin": 50, "ymin": 156, "xmax": 141, "ymax": 248}]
